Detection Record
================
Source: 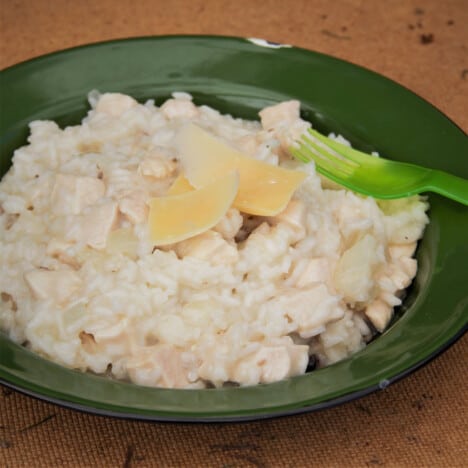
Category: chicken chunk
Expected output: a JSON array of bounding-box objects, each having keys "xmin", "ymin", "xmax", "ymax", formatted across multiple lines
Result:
[
  {"xmin": 160, "ymin": 98, "xmax": 199, "ymax": 120},
  {"xmin": 259, "ymin": 101, "xmax": 310, "ymax": 151},
  {"xmin": 96, "ymin": 93, "xmax": 138, "ymax": 117},
  {"xmin": 175, "ymin": 230, "xmax": 238, "ymax": 265},
  {"xmin": 138, "ymin": 156, "xmax": 177, "ymax": 179},
  {"xmin": 73, "ymin": 202, "xmax": 118, "ymax": 249},
  {"xmin": 263, "ymin": 284, "xmax": 344, "ymax": 338},
  {"xmin": 126, "ymin": 344, "xmax": 191, "ymax": 388},
  {"xmin": 334, "ymin": 234, "xmax": 384, "ymax": 303},
  {"xmin": 233, "ymin": 344, "xmax": 308, "ymax": 385},
  {"xmin": 386, "ymin": 263, "xmax": 414, "ymax": 290},
  {"xmin": 268, "ymin": 199, "xmax": 306, "ymax": 243},
  {"xmin": 296, "ymin": 257, "xmax": 330, "ymax": 288},
  {"xmin": 51, "ymin": 174, "xmax": 105, "ymax": 215},
  {"xmin": 259, "ymin": 100, "xmax": 301, "ymax": 130},
  {"xmin": 118, "ymin": 191, "xmax": 148, "ymax": 224},
  {"xmin": 365, "ymin": 299, "xmax": 393, "ymax": 332},
  {"xmin": 25, "ymin": 269, "xmax": 82, "ymax": 304}
]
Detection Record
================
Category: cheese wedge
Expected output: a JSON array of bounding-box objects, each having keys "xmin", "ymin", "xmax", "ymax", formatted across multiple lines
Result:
[
  {"xmin": 177, "ymin": 124, "xmax": 306, "ymax": 216},
  {"xmin": 148, "ymin": 171, "xmax": 239, "ymax": 245},
  {"xmin": 166, "ymin": 174, "xmax": 194, "ymax": 195}
]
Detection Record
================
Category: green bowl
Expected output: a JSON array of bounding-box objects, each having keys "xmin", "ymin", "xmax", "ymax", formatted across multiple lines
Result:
[{"xmin": 0, "ymin": 36, "xmax": 467, "ymax": 422}]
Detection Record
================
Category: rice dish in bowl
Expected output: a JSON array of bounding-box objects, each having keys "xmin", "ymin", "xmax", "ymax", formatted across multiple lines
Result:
[{"xmin": 0, "ymin": 91, "xmax": 429, "ymax": 389}]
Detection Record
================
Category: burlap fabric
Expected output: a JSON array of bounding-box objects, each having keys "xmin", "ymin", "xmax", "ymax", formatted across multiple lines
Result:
[{"xmin": 1, "ymin": 1, "xmax": 467, "ymax": 466}]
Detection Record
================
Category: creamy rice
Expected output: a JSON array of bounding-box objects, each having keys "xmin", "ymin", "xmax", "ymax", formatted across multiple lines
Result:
[{"xmin": 0, "ymin": 92, "xmax": 429, "ymax": 389}]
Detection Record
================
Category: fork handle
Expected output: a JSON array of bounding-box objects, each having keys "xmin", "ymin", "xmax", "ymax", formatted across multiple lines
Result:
[{"xmin": 426, "ymin": 170, "xmax": 468, "ymax": 205}]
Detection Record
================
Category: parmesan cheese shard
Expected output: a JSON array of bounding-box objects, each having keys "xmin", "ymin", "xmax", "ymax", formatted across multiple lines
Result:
[
  {"xmin": 177, "ymin": 124, "xmax": 306, "ymax": 216},
  {"xmin": 166, "ymin": 174, "xmax": 194, "ymax": 195},
  {"xmin": 148, "ymin": 171, "xmax": 239, "ymax": 245}
]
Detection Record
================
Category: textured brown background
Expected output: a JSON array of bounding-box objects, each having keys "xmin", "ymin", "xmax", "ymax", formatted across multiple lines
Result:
[{"xmin": 1, "ymin": 0, "xmax": 467, "ymax": 466}]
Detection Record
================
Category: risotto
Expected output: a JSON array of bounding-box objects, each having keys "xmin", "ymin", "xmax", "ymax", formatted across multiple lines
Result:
[{"xmin": 0, "ymin": 92, "xmax": 429, "ymax": 389}]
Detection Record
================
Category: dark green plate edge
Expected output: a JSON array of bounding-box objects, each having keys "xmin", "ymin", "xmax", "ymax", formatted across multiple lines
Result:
[{"xmin": 0, "ymin": 35, "xmax": 467, "ymax": 422}]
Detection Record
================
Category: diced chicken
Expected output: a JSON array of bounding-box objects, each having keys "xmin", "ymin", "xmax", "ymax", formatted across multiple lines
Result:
[
  {"xmin": 175, "ymin": 230, "xmax": 238, "ymax": 265},
  {"xmin": 126, "ymin": 344, "xmax": 191, "ymax": 389},
  {"xmin": 51, "ymin": 174, "xmax": 105, "ymax": 215},
  {"xmin": 259, "ymin": 101, "xmax": 311, "ymax": 152},
  {"xmin": 387, "ymin": 263, "xmax": 414, "ymax": 290},
  {"xmin": 160, "ymin": 99, "xmax": 199, "ymax": 120},
  {"xmin": 296, "ymin": 257, "xmax": 330, "ymax": 288},
  {"xmin": 334, "ymin": 196, "xmax": 379, "ymax": 248},
  {"xmin": 285, "ymin": 343, "xmax": 310, "ymax": 376},
  {"xmin": 72, "ymin": 202, "xmax": 118, "ymax": 249},
  {"xmin": 138, "ymin": 156, "xmax": 177, "ymax": 179},
  {"xmin": 118, "ymin": 191, "xmax": 148, "ymax": 224},
  {"xmin": 315, "ymin": 311, "xmax": 367, "ymax": 365},
  {"xmin": 239, "ymin": 222, "xmax": 297, "ymax": 267},
  {"xmin": 233, "ymin": 344, "xmax": 308, "ymax": 385},
  {"xmin": 213, "ymin": 208, "xmax": 243, "ymax": 240},
  {"xmin": 24, "ymin": 269, "xmax": 82, "ymax": 304},
  {"xmin": 259, "ymin": 100, "xmax": 301, "ymax": 130},
  {"xmin": 268, "ymin": 199, "xmax": 306, "ymax": 243},
  {"xmin": 365, "ymin": 299, "xmax": 393, "ymax": 332},
  {"xmin": 334, "ymin": 234, "xmax": 384, "ymax": 303},
  {"xmin": 375, "ymin": 255, "xmax": 417, "ymax": 308},
  {"xmin": 96, "ymin": 93, "xmax": 138, "ymax": 117},
  {"xmin": 262, "ymin": 284, "xmax": 344, "ymax": 338}
]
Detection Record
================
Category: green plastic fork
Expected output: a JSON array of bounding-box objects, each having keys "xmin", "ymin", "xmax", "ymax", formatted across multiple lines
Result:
[{"xmin": 291, "ymin": 128, "xmax": 468, "ymax": 205}]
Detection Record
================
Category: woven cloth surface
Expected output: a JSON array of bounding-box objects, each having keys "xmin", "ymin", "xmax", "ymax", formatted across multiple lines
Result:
[{"xmin": 1, "ymin": 1, "xmax": 467, "ymax": 466}]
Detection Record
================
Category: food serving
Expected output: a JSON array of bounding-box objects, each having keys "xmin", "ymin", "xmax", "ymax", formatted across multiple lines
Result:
[{"xmin": 0, "ymin": 92, "xmax": 429, "ymax": 389}]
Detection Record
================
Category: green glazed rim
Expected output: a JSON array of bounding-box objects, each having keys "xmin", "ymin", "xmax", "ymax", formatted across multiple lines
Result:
[{"xmin": 0, "ymin": 36, "xmax": 467, "ymax": 422}]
